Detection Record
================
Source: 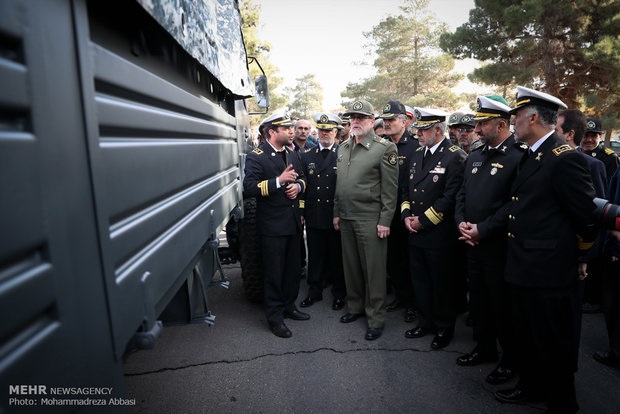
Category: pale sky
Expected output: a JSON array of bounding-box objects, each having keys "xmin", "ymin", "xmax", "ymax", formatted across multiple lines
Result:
[{"xmin": 256, "ymin": 0, "xmax": 479, "ymax": 112}]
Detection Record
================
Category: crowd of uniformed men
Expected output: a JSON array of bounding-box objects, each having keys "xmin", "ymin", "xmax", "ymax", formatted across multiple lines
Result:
[{"xmin": 242, "ymin": 86, "xmax": 620, "ymax": 414}]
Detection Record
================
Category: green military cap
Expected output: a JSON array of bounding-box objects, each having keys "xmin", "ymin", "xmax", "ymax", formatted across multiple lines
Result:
[
  {"xmin": 586, "ymin": 118, "xmax": 603, "ymax": 133},
  {"xmin": 313, "ymin": 112, "xmax": 342, "ymax": 130},
  {"xmin": 472, "ymin": 95, "xmax": 512, "ymax": 121},
  {"xmin": 454, "ymin": 113, "xmax": 476, "ymax": 128},
  {"xmin": 510, "ymin": 86, "xmax": 567, "ymax": 114},
  {"xmin": 448, "ymin": 111, "xmax": 465, "ymax": 126},
  {"xmin": 343, "ymin": 100, "xmax": 375, "ymax": 117}
]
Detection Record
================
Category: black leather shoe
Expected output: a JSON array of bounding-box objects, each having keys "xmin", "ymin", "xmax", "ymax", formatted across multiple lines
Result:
[
  {"xmin": 386, "ymin": 299, "xmax": 401, "ymax": 312},
  {"xmin": 269, "ymin": 322, "xmax": 292, "ymax": 338},
  {"xmin": 431, "ymin": 329, "xmax": 453, "ymax": 349},
  {"xmin": 405, "ymin": 326, "xmax": 433, "ymax": 338},
  {"xmin": 456, "ymin": 349, "xmax": 498, "ymax": 366},
  {"xmin": 340, "ymin": 312, "xmax": 363, "ymax": 323},
  {"xmin": 404, "ymin": 308, "xmax": 417, "ymax": 323},
  {"xmin": 593, "ymin": 350, "xmax": 620, "ymax": 369},
  {"xmin": 300, "ymin": 296, "xmax": 322, "ymax": 308},
  {"xmin": 332, "ymin": 297, "xmax": 346, "ymax": 310},
  {"xmin": 495, "ymin": 386, "xmax": 543, "ymax": 404},
  {"xmin": 284, "ymin": 309, "xmax": 310, "ymax": 320},
  {"xmin": 486, "ymin": 365, "xmax": 514, "ymax": 384},
  {"xmin": 365, "ymin": 327, "xmax": 383, "ymax": 340}
]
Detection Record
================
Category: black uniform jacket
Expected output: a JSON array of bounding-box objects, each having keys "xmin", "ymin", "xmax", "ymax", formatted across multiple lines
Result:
[
  {"xmin": 504, "ymin": 133, "xmax": 596, "ymax": 288},
  {"xmin": 395, "ymin": 130, "xmax": 421, "ymax": 196},
  {"xmin": 243, "ymin": 141, "xmax": 306, "ymax": 237},
  {"xmin": 300, "ymin": 144, "xmax": 339, "ymax": 230},
  {"xmin": 583, "ymin": 142, "xmax": 620, "ymax": 183},
  {"xmin": 455, "ymin": 135, "xmax": 526, "ymax": 240},
  {"xmin": 400, "ymin": 138, "xmax": 467, "ymax": 248}
]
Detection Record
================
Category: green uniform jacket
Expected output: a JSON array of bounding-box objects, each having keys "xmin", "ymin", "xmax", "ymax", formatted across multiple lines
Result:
[{"xmin": 333, "ymin": 131, "xmax": 398, "ymax": 227}]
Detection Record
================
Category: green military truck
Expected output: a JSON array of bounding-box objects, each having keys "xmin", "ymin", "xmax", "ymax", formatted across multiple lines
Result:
[{"xmin": 0, "ymin": 0, "xmax": 267, "ymax": 409}]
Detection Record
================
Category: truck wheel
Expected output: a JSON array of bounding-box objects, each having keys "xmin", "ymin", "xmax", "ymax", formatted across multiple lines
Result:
[{"xmin": 239, "ymin": 197, "xmax": 264, "ymax": 303}]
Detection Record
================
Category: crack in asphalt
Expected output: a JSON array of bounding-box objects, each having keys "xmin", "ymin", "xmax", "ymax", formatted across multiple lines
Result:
[{"xmin": 125, "ymin": 346, "xmax": 462, "ymax": 377}]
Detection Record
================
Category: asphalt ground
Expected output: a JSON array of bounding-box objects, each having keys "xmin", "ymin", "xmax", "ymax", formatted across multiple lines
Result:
[{"xmin": 124, "ymin": 262, "xmax": 620, "ymax": 414}]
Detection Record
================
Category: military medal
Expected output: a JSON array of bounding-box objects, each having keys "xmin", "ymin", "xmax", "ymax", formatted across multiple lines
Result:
[
  {"xmin": 433, "ymin": 175, "xmax": 438, "ymax": 182},
  {"xmin": 490, "ymin": 167, "xmax": 497, "ymax": 175},
  {"xmin": 472, "ymin": 167, "xmax": 478, "ymax": 174}
]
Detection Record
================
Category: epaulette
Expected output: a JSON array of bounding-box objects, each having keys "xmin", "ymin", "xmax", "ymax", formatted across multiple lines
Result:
[
  {"xmin": 252, "ymin": 148, "xmax": 264, "ymax": 155},
  {"xmin": 416, "ymin": 146, "xmax": 424, "ymax": 152},
  {"xmin": 449, "ymin": 145, "xmax": 461, "ymax": 152},
  {"xmin": 471, "ymin": 144, "xmax": 484, "ymax": 152},
  {"xmin": 552, "ymin": 144, "xmax": 573, "ymax": 156},
  {"xmin": 604, "ymin": 148, "xmax": 616, "ymax": 156},
  {"xmin": 373, "ymin": 136, "xmax": 390, "ymax": 146}
]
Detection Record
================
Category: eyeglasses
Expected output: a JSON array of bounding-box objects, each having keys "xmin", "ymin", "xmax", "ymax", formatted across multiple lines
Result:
[
  {"xmin": 457, "ymin": 128, "xmax": 473, "ymax": 132},
  {"xmin": 350, "ymin": 114, "xmax": 372, "ymax": 121}
]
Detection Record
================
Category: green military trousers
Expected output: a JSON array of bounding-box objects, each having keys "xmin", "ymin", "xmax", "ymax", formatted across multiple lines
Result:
[{"xmin": 339, "ymin": 218, "xmax": 387, "ymax": 328}]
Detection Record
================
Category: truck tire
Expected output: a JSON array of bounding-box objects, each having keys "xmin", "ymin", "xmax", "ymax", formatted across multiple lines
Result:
[{"xmin": 239, "ymin": 197, "xmax": 264, "ymax": 303}]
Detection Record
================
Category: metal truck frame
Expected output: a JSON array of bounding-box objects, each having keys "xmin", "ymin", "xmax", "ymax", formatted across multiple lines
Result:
[{"xmin": 0, "ymin": 0, "xmax": 262, "ymax": 407}]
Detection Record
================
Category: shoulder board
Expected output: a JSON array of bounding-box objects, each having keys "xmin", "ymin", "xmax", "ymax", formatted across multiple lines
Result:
[
  {"xmin": 252, "ymin": 148, "xmax": 263, "ymax": 155},
  {"xmin": 373, "ymin": 136, "xmax": 390, "ymax": 145},
  {"xmin": 471, "ymin": 145, "xmax": 484, "ymax": 152},
  {"xmin": 604, "ymin": 148, "xmax": 616, "ymax": 156},
  {"xmin": 304, "ymin": 148, "xmax": 312, "ymax": 153},
  {"xmin": 552, "ymin": 144, "xmax": 573, "ymax": 156},
  {"xmin": 416, "ymin": 146, "xmax": 424, "ymax": 151},
  {"xmin": 449, "ymin": 145, "xmax": 461, "ymax": 152}
]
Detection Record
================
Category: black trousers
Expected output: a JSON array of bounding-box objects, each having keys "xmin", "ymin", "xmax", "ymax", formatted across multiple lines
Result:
[
  {"xmin": 261, "ymin": 233, "xmax": 301, "ymax": 325},
  {"xmin": 602, "ymin": 257, "xmax": 620, "ymax": 358},
  {"xmin": 467, "ymin": 243, "xmax": 514, "ymax": 365},
  {"xmin": 409, "ymin": 245, "xmax": 455, "ymax": 330},
  {"xmin": 510, "ymin": 283, "xmax": 580, "ymax": 411},
  {"xmin": 387, "ymin": 218, "xmax": 415, "ymax": 308},
  {"xmin": 306, "ymin": 227, "xmax": 346, "ymax": 300}
]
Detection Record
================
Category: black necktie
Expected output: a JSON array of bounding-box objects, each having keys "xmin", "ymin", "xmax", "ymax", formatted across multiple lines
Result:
[
  {"xmin": 321, "ymin": 148, "xmax": 330, "ymax": 159},
  {"xmin": 423, "ymin": 149, "xmax": 431, "ymax": 167},
  {"xmin": 279, "ymin": 150, "xmax": 287, "ymax": 166}
]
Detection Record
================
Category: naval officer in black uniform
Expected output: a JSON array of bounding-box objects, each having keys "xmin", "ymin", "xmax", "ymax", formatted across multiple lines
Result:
[
  {"xmin": 493, "ymin": 87, "xmax": 597, "ymax": 413},
  {"xmin": 401, "ymin": 108, "xmax": 467, "ymax": 349},
  {"xmin": 455, "ymin": 95, "xmax": 525, "ymax": 384},
  {"xmin": 299, "ymin": 112, "xmax": 346, "ymax": 310},
  {"xmin": 243, "ymin": 113, "xmax": 310, "ymax": 338}
]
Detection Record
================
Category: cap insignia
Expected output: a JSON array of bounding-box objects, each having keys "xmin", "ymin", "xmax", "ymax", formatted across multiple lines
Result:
[
  {"xmin": 476, "ymin": 98, "xmax": 482, "ymax": 112},
  {"xmin": 383, "ymin": 104, "xmax": 391, "ymax": 113},
  {"xmin": 320, "ymin": 114, "xmax": 329, "ymax": 123},
  {"xmin": 353, "ymin": 101, "xmax": 363, "ymax": 110},
  {"xmin": 587, "ymin": 121, "xmax": 596, "ymax": 129},
  {"xmin": 415, "ymin": 109, "xmax": 422, "ymax": 121}
]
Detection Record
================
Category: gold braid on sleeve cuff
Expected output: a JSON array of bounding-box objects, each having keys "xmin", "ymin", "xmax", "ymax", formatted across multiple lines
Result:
[
  {"xmin": 299, "ymin": 200, "xmax": 305, "ymax": 208},
  {"xmin": 401, "ymin": 201, "xmax": 411, "ymax": 213},
  {"xmin": 576, "ymin": 235, "xmax": 594, "ymax": 251},
  {"xmin": 298, "ymin": 179, "xmax": 306, "ymax": 193},
  {"xmin": 424, "ymin": 207, "xmax": 443, "ymax": 225},
  {"xmin": 257, "ymin": 180, "xmax": 269, "ymax": 197}
]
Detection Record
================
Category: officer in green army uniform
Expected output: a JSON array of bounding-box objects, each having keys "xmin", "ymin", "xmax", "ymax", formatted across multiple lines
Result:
[{"xmin": 333, "ymin": 100, "xmax": 399, "ymax": 341}]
